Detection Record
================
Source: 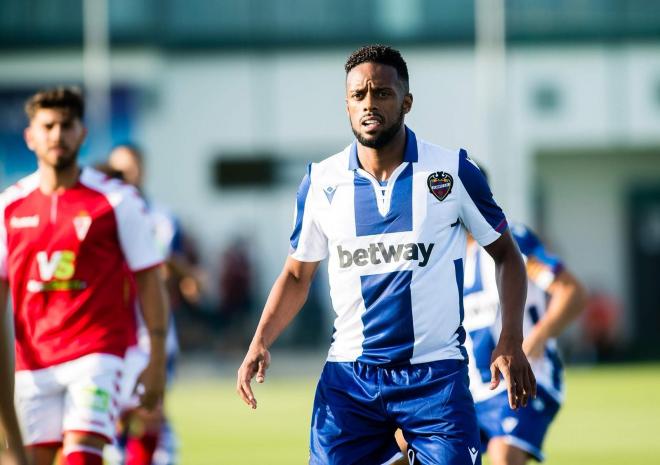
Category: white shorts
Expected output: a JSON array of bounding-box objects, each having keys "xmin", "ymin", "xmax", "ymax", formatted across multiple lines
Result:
[
  {"xmin": 14, "ymin": 353, "xmax": 124, "ymax": 446},
  {"xmin": 118, "ymin": 345, "xmax": 150, "ymax": 412}
]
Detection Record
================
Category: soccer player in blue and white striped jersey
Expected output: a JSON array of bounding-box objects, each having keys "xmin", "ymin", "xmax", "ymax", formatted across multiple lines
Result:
[
  {"xmin": 464, "ymin": 223, "xmax": 586, "ymax": 464},
  {"xmin": 237, "ymin": 44, "xmax": 535, "ymax": 465}
]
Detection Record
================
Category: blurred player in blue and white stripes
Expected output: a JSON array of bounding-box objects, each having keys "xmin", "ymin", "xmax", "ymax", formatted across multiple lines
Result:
[
  {"xmin": 106, "ymin": 144, "xmax": 191, "ymax": 465},
  {"xmin": 462, "ymin": 222, "xmax": 586, "ymax": 464}
]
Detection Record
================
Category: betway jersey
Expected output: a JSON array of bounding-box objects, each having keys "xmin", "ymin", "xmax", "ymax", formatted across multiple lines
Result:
[
  {"xmin": 463, "ymin": 224, "xmax": 565, "ymax": 403},
  {"xmin": 290, "ymin": 127, "xmax": 508, "ymax": 365},
  {"xmin": 0, "ymin": 167, "xmax": 164, "ymax": 371}
]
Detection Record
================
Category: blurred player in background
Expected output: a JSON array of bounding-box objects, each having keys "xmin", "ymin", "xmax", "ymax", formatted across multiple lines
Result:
[
  {"xmin": 395, "ymin": 168, "xmax": 587, "ymax": 464},
  {"xmin": 0, "ymin": 87, "xmax": 168, "ymax": 465},
  {"xmin": 462, "ymin": 222, "xmax": 586, "ymax": 464},
  {"xmin": 237, "ymin": 45, "xmax": 535, "ymax": 465},
  {"xmin": 107, "ymin": 144, "xmax": 196, "ymax": 465}
]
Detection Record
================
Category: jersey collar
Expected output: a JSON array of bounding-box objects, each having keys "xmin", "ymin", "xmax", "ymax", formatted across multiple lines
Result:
[{"xmin": 348, "ymin": 125, "xmax": 418, "ymax": 170}]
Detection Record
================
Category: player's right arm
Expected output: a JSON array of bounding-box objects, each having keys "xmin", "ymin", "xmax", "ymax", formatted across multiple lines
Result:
[
  {"xmin": 0, "ymin": 280, "xmax": 29, "ymax": 465},
  {"xmin": 524, "ymin": 267, "xmax": 586, "ymax": 358},
  {"xmin": 236, "ymin": 257, "xmax": 319, "ymax": 409},
  {"xmin": 515, "ymin": 225, "xmax": 588, "ymax": 358},
  {"xmin": 237, "ymin": 163, "xmax": 326, "ymax": 409}
]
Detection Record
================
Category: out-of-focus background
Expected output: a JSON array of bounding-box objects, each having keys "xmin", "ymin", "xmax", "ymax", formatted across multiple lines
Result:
[{"xmin": 1, "ymin": 1, "xmax": 659, "ymax": 464}]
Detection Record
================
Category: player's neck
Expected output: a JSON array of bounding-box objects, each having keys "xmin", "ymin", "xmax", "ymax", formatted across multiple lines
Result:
[
  {"xmin": 357, "ymin": 126, "xmax": 407, "ymax": 182},
  {"xmin": 38, "ymin": 163, "xmax": 81, "ymax": 195}
]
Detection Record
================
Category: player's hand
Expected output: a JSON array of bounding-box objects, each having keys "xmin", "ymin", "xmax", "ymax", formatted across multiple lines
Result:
[
  {"xmin": 236, "ymin": 343, "xmax": 271, "ymax": 409},
  {"xmin": 136, "ymin": 359, "xmax": 166, "ymax": 411},
  {"xmin": 0, "ymin": 445, "xmax": 29, "ymax": 465},
  {"xmin": 490, "ymin": 336, "xmax": 536, "ymax": 410},
  {"xmin": 522, "ymin": 326, "xmax": 547, "ymax": 360}
]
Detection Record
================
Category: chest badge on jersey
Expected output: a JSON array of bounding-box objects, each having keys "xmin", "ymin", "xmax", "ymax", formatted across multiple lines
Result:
[
  {"xmin": 73, "ymin": 212, "xmax": 92, "ymax": 241},
  {"xmin": 427, "ymin": 171, "xmax": 453, "ymax": 201}
]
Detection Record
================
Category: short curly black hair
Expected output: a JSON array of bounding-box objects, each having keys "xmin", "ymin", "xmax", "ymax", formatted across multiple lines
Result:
[{"xmin": 345, "ymin": 44, "xmax": 409, "ymax": 91}]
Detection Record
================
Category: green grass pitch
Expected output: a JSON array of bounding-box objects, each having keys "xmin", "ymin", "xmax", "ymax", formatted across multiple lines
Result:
[{"xmin": 166, "ymin": 363, "xmax": 660, "ymax": 464}]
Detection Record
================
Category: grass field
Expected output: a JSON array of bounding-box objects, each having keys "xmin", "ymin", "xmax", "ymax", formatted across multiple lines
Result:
[{"xmin": 166, "ymin": 361, "xmax": 660, "ymax": 464}]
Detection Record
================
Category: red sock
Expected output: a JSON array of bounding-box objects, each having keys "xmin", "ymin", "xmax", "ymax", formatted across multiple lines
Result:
[
  {"xmin": 126, "ymin": 433, "xmax": 159, "ymax": 465},
  {"xmin": 65, "ymin": 450, "xmax": 103, "ymax": 465}
]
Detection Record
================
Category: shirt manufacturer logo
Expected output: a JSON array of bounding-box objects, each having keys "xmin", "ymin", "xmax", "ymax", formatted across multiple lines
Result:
[
  {"xmin": 9, "ymin": 215, "xmax": 39, "ymax": 229},
  {"xmin": 323, "ymin": 185, "xmax": 337, "ymax": 204},
  {"xmin": 469, "ymin": 446, "xmax": 479, "ymax": 464}
]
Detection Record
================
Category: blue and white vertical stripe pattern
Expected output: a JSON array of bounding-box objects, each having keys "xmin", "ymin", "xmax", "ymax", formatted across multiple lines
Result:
[
  {"xmin": 462, "ymin": 223, "xmax": 565, "ymax": 403},
  {"xmin": 289, "ymin": 127, "xmax": 508, "ymax": 366}
]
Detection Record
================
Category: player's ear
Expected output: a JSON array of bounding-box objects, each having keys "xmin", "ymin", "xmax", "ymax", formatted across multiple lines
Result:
[
  {"xmin": 403, "ymin": 93, "xmax": 413, "ymax": 114},
  {"xmin": 24, "ymin": 127, "xmax": 35, "ymax": 151}
]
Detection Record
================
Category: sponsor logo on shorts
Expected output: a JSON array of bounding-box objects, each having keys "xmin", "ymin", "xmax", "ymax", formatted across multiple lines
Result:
[
  {"xmin": 502, "ymin": 416, "xmax": 519, "ymax": 433},
  {"xmin": 82, "ymin": 386, "xmax": 111, "ymax": 413}
]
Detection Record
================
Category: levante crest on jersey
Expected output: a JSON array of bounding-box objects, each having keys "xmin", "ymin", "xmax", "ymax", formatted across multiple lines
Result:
[{"xmin": 427, "ymin": 171, "xmax": 453, "ymax": 201}]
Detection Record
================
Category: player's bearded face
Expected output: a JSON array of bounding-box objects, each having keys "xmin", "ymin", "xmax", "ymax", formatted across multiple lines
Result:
[
  {"xmin": 346, "ymin": 62, "xmax": 412, "ymax": 150},
  {"xmin": 25, "ymin": 108, "xmax": 86, "ymax": 171},
  {"xmin": 351, "ymin": 104, "xmax": 405, "ymax": 149}
]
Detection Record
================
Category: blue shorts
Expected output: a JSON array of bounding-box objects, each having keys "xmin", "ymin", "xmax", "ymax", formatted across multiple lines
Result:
[
  {"xmin": 310, "ymin": 360, "xmax": 481, "ymax": 465},
  {"xmin": 475, "ymin": 387, "xmax": 560, "ymax": 462}
]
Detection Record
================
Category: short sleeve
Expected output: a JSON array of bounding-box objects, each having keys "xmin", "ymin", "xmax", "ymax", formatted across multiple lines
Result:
[
  {"xmin": 115, "ymin": 188, "xmax": 165, "ymax": 272},
  {"xmin": 457, "ymin": 149, "xmax": 508, "ymax": 246},
  {"xmin": 289, "ymin": 164, "xmax": 328, "ymax": 262},
  {"xmin": 150, "ymin": 205, "xmax": 181, "ymax": 259},
  {"xmin": 511, "ymin": 223, "xmax": 564, "ymax": 290}
]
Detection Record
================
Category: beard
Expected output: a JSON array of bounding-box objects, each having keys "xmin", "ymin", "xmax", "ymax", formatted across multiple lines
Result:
[
  {"xmin": 54, "ymin": 154, "xmax": 77, "ymax": 171},
  {"xmin": 352, "ymin": 105, "xmax": 405, "ymax": 149},
  {"xmin": 49, "ymin": 146, "xmax": 79, "ymax": 172}
]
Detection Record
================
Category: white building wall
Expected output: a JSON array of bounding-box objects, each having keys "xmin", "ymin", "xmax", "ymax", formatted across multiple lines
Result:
[{"xmin": 1, "ymin": 44, "xmax": 659, "ymax": 320}]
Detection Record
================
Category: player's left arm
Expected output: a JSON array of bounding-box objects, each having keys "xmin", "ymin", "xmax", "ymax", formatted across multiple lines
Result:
[
  {"xmin": 134, "ymin": 267, "xmax": 169, "ymax": 411},
  {"xmin": 115, "ymin": 186, "xmax": 169, "ymax": 411},
  {"xmin": 456, "ymin": 151, "xmax": 535, "ymax": 409},
  {"xmin": 523, "ymin": 262, "xmax": 588, "ymax": 359},
  {"xmin": 484, "ymin": 232, "xmax": 536, "ymax": 410},
  {"xmin": 0, "ymin": 280, "xmax": 29, "ymax": 465}
]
